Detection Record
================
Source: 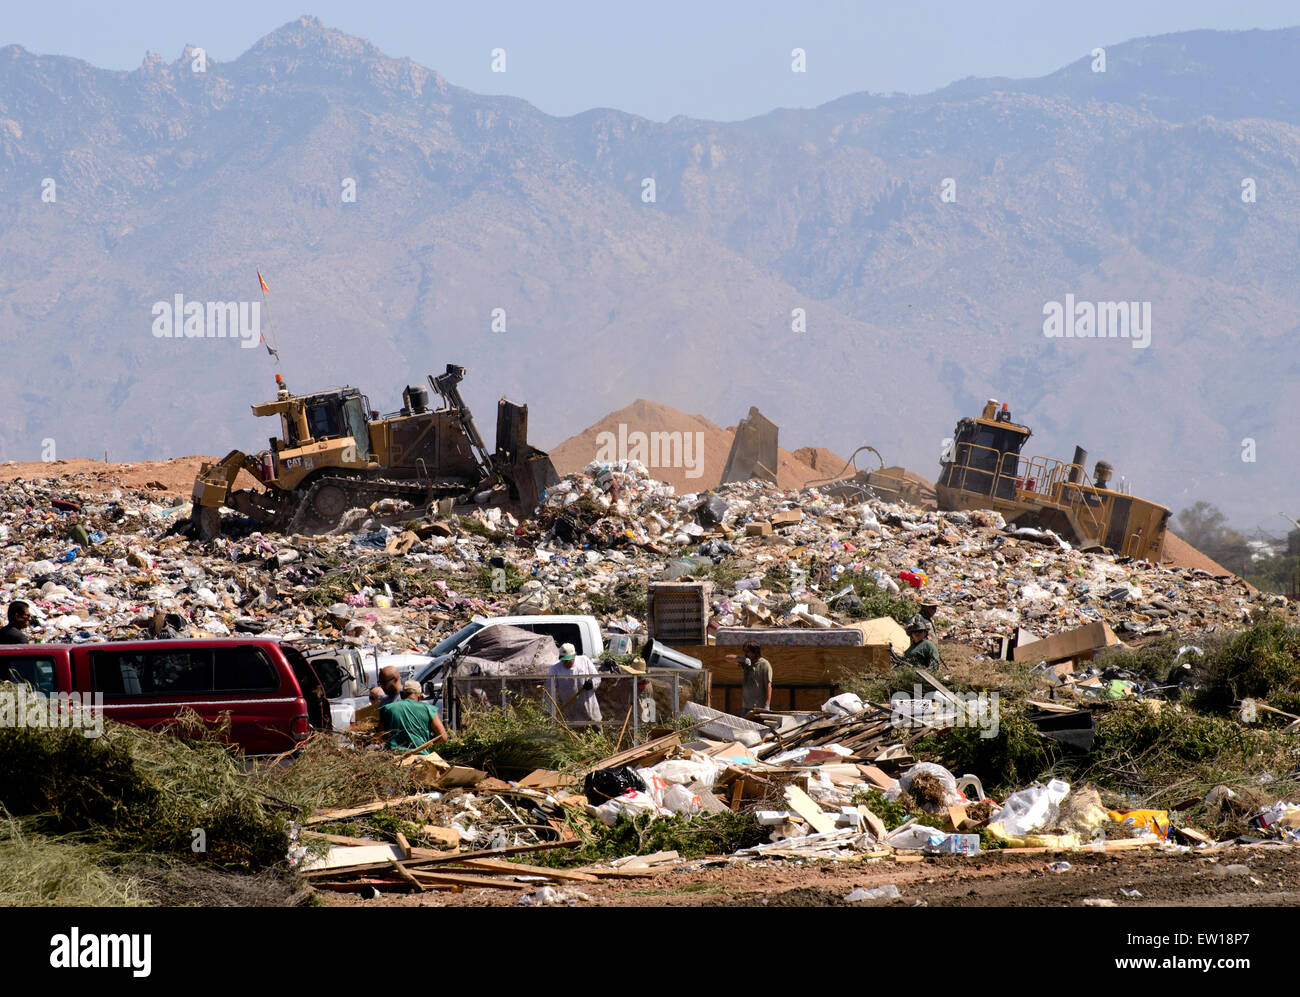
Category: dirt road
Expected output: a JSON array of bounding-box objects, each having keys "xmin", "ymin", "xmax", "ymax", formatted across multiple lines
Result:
[{"xmin": 321, "ymin": 844, "xmax": 1300, "ymax": 908}]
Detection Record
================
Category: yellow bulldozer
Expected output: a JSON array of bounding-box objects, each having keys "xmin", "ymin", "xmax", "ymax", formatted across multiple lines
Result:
[
  {"xmin": 936, "ymin": 399, "xmax": 1170, "ymax": 560},
  {"xmin": 189, "ymin": 364, "xmax": 558, "ymax": 538}
]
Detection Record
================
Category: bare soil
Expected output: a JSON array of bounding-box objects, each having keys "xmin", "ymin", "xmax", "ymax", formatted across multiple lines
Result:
[{"xmin": 320, "ymin": 844, "xmax": 1300, "ymax": 908}]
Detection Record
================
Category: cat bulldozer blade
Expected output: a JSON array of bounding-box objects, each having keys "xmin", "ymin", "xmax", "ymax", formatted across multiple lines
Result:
[
  {"xmin": 935, "ymin": 398, "xmax": 1170, "ymax": 560},
  {"xmin": 189, "ymin": 364, "xmax": 558, "ymax": 539}
]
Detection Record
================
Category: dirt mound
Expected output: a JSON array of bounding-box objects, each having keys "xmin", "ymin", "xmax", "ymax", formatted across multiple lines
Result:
[
  {"xmin": 0, "ymin": 456, "xmax": 218, "ymax": 496},
  {"xmin": 1162, "ymin": 531, "xmax": 1239, "ymax": 579},
  {"xmin": 550, "ymin": 400, "xmax": 845, "ymax": 493}
]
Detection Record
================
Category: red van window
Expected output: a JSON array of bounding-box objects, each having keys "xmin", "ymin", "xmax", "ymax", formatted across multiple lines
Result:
[
  {"xmin": 91, "ymin": 649, "xmax": 213, "ymax": 696},
  {"xmin": 213, "ymin": 647, "xmax": 279, "ymax": 692},
  {"xmin": 1, "ymin": 655, "xmax": 57, "ymax": 694}
]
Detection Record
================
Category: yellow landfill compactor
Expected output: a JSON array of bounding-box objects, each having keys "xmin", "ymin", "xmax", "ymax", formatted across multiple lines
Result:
[
  {"xmin": 189, "ymin": 364, "xmax": 558, "ymax": 538},
  {"xmin": 936, "ymin": 399, "xmax": 1170, "ymax": 560}
]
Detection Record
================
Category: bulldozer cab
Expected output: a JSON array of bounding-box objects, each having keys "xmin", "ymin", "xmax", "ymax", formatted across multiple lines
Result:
[
  {"xmin": 939, "ymin": 414, "xmax": 1032, "ymax": 501},
  {"xmin": 276, "ymin": 389, "xmax": 372, "ymax": 462}
]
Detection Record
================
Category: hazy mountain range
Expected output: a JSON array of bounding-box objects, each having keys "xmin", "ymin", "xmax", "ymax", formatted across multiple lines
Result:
[{"xmin": 2, "ymin": 16, "xmax": 1298, "ymax": 527}]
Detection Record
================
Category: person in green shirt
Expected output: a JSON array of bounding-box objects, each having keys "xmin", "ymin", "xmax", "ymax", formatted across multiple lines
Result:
[
  {"xmin": 379, "ymin": 680, "xmax": 448, "ymax": 753},
  {"xmin": 902, "ymin": 621, "xmax": 942, "ymax": 669}
]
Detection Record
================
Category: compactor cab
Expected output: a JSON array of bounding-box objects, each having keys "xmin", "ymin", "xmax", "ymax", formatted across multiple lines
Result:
[
  {"xmin": 935, "ymin": 399, "xmax": 1170, "ymax": 560},
  {"xmin": 938, "ymin": 401, "xmax": 1032, "ymax": 502}
]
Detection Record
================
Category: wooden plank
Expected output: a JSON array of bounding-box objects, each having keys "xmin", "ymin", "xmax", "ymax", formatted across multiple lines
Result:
[
  {"xmin": 914, "ymin": 668, "xmax": 961, "ymax": 706},
  {"xmin": 581, "ymin": 730, "xmax": 683, "ymax": 774},
  {"xmin": 1025, "ymin": 699, "xmax": 1079, "ymax": 714},
  {"xmin": 573, "ymin": 867, "xmax": 656, "ymax": 879},
  {"xmin": 301, "ymin": 832, "xmax": 388, "ymax": 848},
  {"xmin": 407, "ymin": 870, "xmax": 531, "ymax": 891},
  {"xmin": 612, "ymin": 850, "xmax": 679, "ymax": 869},
  {"xmin": 301, "ymin": 843, "xmax": 406, "ymax": 872},
  {"xmin": 783, "ymin": 785, "xmax": 836, "ymax": 834},
  {"xmin": 1255, "ymin": 702, "xmax": 1300, "ymax": 721},
  {"xmin": 301, "ymin": 840, "xmax": 574, "ymax": 879},
  {"xmin": 303, "ymin": 794, "xmax": 435, "ymax": 826},
  {"xmin": 858, "ymin": 765, "xmax": 897, "ymax": 790},
  {"xmin": 311, "ymin": 880, "xmax": 456, "ymax": 893},
  {"xmin": 395, "ymin": 832, "xmax": 412, "ymax": 859},
  {"xmin": 303, "ymin": 860, "xmax": 412, "ymax": 879},
  {"xmin": 416, "ymin": 839, "xmax": 581, "ymax": 866},
  {"xmin": 452, "ymin": 858, "xmax": 600, "ymax": 883},
  {"xmin": 389, "ymin": 860, "xmax": 425, "ymax": 893}
]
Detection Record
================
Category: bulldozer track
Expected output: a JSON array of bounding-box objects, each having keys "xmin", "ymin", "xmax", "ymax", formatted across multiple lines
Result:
[{"xmin": 287, "ymin": 474, "xmax": 477, "ymax": 535}]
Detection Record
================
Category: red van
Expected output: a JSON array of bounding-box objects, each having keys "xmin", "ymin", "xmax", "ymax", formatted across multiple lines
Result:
[{"xmin": 0, "ymin": 639, "xmax": 331, "ymax": 754}]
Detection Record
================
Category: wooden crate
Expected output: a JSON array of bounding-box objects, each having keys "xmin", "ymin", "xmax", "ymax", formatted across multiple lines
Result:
[
  {"xmin": 669, "ymin": 642, "xmax": 891, "ymax": 712},
  {"xmin": 647, "ymin": 581, "xmax": 712, "ymax": 644}
]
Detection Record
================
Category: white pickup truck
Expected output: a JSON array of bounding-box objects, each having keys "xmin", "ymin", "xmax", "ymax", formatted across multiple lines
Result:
[
  {"xmin": 412, "ymin": 614, "xmax": 701, "ymax": 694},
  {"xmin": 413, "ymin": 614, "xmax": 605, "ymax": 694}
]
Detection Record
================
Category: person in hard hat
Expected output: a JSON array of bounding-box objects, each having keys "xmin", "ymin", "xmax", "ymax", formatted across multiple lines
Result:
[
  {"xmin": 902, "ymin": 620, "xmax": 942, "ymax": 669},
  {"xmin": 610, "ymin": 656, "xmax": 655, "ymax": 724},
  {"xmin": 548, "ymin": 643, "xmax": 602, "ymax": 724}
]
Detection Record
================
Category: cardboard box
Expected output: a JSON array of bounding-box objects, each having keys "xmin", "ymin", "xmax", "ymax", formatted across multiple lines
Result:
[{"xmin": 1012, "ymin": 620, "xmax": 1120, "ymax": 664}]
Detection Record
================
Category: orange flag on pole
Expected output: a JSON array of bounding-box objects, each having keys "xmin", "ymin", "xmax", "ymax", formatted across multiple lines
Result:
[{"xmin": 257, "ymin": 270, "xmax": 269, "ymax": 294}]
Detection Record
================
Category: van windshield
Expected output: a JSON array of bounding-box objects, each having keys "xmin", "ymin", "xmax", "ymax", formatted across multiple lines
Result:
[{"xmin": 430, "ymin": 622, "xmax": 483, "ymax": 657}]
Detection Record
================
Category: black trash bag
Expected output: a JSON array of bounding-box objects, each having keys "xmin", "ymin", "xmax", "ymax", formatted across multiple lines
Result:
[
  {"xmin": 583, "ymin": 766, "xmax": 647, "ymax": 802},
  {"xmin": 698, "ymin": 539, "xmax": 735, "ymax": 562},
  {"xmin": 694, "ymin": 493, "xmax": 730, "ymax": 527},
  {"xmin": 1028, "ymin": 710, "xmax": 1095, "ymax": 752}
]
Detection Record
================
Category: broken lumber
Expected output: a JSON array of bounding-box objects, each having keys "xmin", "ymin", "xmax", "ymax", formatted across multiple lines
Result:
[
  {"xmin": 452, "ymin": 858, "xmax": 600, "ymax": 883},
  {"xmin": 407, "ymin": 870, "xmax": 531, "ymax": 891},
  {"xmin": 415, "ymin": 839, "xmax": 581, "ymax": 866},
  {"xmin": 389, "ymin": 860, "xmax": 424, "ymax": 893},
  {"xmin": 581, "ymin": 729, "xmax": 684, "ymax": 774},
  {"xmin": 303, "ymin": 794, "xmax": 435, "ymax": 826},
  {"xmin": 783, "ymin": 785, "xmax": 836, "ymax": 834}
]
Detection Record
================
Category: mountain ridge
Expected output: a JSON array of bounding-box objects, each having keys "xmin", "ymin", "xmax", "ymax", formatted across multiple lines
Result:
[{"xmin": 1, "ymin": 17, "xmax": 1297, "ymax": 528}]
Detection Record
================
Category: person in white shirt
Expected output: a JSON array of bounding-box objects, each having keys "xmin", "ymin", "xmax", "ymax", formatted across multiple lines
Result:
[{"xmin": 547, "ymin": 642, "xmax": 602, "ymax": 723}]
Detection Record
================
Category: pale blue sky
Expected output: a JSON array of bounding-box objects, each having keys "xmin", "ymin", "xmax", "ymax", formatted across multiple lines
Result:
[{"xmin": 6, "ymin": 1, "xmax": 1297, "ymax": 121}]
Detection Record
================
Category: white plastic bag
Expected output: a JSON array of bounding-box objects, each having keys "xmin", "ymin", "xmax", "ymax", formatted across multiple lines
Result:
[
  {"xmin": 822, "ymin": 692, "xmax": 864, "ymax": 716},
  {"xmin": 660, "ymin": 784, "xmax": 703, "ymax": 816},
  {"xmin": 641, "ymin": 753, "xmax": 719, "ymax": 789},
  {"xmin": 892, "ymin": 762, "xmax": 965, "ymax": 811},
  {"xmin": 993, "ymin": 779, "xmax": 1070, "ymax": 835},
  {"xmin": 593, "ymin": 790, "xmax": 666, "ymax": 827},
  {"xmin": 885, "ymin": 825, "xmax": 947, "ymax": 850}
]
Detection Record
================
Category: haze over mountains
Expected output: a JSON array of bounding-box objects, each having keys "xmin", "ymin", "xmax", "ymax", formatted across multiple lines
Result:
[{"xmin": 1, "ymin": 17, "xmax": 1297, "ymax": 526}]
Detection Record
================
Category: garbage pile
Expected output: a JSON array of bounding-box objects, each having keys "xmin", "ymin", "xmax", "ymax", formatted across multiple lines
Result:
[
  {"xmin": 0, "ymin": 459, "xmax": 1284, "ymax": 657},
  {"xmin": 296, "ymin": 690, "xmax": 1241, "ymax": 900},
  {"xmin": 532, "ymin": 460, "xmax": 1278, "ymax": 649}
]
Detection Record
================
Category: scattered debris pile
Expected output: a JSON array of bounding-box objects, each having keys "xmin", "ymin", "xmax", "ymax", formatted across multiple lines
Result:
[{"xmin": 0, "ymin": 458, "xmax": 1282, "ymax": 658}]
